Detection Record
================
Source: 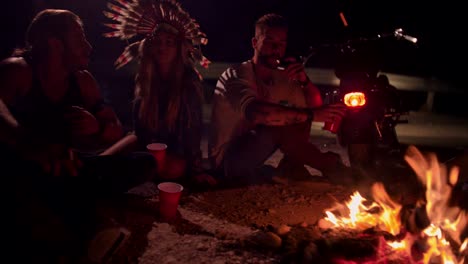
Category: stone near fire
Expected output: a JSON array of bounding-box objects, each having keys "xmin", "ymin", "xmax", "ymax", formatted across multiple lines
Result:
[
  {"xmin": 317, "ymin": 218, "xmax": 334, "ymax": 230},
  {"xmin": 267, "ymin": 208, "xmax": 277, "ymax": 214},
  {"xmin": 276, "ymin": 224, "xmax": 291, "ymax": 236},
  {"xmin": 281, "ymin": 226, "xmax": 324, "ymax": 262},
  {"xmin": 245, "ymin": 231, "xmax": 282, "ymax": 250}
]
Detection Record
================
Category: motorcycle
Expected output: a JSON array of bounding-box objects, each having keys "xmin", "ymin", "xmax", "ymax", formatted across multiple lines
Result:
[{"xmin": 304, "ymin": 28, "xmax": 418, "ymax": 169}]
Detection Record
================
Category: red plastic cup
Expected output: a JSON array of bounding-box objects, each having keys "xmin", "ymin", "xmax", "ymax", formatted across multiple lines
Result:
[
  {"xmin": 323, "ymin": 116, "xmax": 343, "ymax": 134},
  {"xmin": 157, "ymin": 182, "xmax": 183, "ymax": 222},
  {"xmin": 147, "ymin": 143, "xmax": 167, "ymax": 173}
]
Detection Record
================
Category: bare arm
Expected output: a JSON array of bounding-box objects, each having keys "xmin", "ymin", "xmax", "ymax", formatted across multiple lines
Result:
[
  {"xmin": 0, "ymin": 58, "xmax": 32, "ymax": 150},
  {"xmin": 0, "ymin": 58, "xmax": 82, "ymax": 176},
  {"xmin": 219, "ymin": 64, "xmax": 345, "ymax": 127},
  {"xmin": 74, "ymin": 70, "xmax": 124, "ymax": 145},
  {"xmin": 99, "ymin": 133, "xmax": 137, "ymax": 156},
  {"xmin": 218, "ymin": 67, "xmax": 310, "ymax": 126},
  {"xmin": 0, "ymin": 99, "xmax": 21, "ymax": 147},
  {"xmin": 245, "ymin": 100, "xmax": 311, "ymax": 126},
  {"xmin": 245, "ymin": 99, "xmax": 347, "ymax": 127},
  {"xmin": 247, "ymin": 61, "xmax": 342, "ymax": 125}
]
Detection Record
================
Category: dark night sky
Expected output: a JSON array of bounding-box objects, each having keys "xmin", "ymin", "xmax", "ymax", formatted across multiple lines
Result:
[{"xmin": 1, "ymin": 0, "xmax": 465, "ymax": 85}]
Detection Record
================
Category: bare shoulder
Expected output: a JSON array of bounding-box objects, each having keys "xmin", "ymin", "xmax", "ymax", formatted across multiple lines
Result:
[
  {"xmin": 0, "ymin": 57, "xmax": 32, "ymax": 102},
  {"xmin": 0, "ymin": 57, "xmax": 31, "ymax": 78},
  {"xmin": 74, "ymin": 70, "xmax": 99, "ymax": 87},
  {"xmin": 74, "ymin": 70, "xmax": 102, "ymax": 105}
]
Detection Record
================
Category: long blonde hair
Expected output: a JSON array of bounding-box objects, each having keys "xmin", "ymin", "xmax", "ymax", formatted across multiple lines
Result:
[{"xmin": 134, "ymin": 31, "xmax": 203, "ymax": 133}]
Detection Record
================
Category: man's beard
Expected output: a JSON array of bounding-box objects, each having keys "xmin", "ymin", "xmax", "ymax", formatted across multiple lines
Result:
[{"xmin": 257, "ymin": 54, "xmax": 280, "ymax": 69}]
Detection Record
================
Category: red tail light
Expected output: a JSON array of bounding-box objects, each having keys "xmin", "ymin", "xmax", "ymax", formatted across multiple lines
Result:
[{"xmin": 344, "ymin": 92, "xmax": 366, "ymax": 107}]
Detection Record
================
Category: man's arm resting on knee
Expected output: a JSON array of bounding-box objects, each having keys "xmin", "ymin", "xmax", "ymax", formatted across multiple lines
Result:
[
  {"xmin": 75, "ymin": 70, "xmax": 124, "ymax": 145},
  {"xmin": 244, "ymin": 100, "xmax": 313, "ymax": 126},
  {"xmin": 99, "ymin": 133, "xmax": 137, "ymax": 156}
]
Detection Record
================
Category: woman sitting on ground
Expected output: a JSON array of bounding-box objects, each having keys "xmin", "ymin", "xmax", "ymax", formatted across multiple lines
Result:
[{"xmin": 103, "ymin": 0, "xmax": 216, "ymax": 186}]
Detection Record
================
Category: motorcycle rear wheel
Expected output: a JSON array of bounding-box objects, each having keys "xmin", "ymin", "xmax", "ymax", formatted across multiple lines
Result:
[{"xmin": 347, "ymin": 143, "xmax": 375, "ymax": 169}]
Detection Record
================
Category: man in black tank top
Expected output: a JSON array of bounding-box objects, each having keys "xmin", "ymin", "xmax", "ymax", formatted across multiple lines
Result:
[{"xmin": 0, "ymin": 9, "xmax": 155, "ymax": 263}]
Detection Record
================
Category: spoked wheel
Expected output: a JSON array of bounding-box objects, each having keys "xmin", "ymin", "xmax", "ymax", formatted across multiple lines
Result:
[{"xmin": 346, "ymin": 143, "xmax": 380, "ymax": 184}]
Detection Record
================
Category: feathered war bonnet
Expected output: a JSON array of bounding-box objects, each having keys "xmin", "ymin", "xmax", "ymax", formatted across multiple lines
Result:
[{"xmin": 103, "ymin": 0, "xmax": 210, "ymax": 71}]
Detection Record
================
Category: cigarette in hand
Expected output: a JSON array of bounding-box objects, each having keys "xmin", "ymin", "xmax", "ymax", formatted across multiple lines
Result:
[{"xmin": 339, "ymin": 12, "xmax": 348, "ymax": 27}]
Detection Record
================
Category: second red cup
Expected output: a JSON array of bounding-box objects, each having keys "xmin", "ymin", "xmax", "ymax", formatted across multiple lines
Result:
[
  {"xmin": 147, "ymin": 143, "xmax": 167, "ymax": 173},
  {"xmin": 323, "ymin": 117, "xmax": 343, "ymax": 134}
]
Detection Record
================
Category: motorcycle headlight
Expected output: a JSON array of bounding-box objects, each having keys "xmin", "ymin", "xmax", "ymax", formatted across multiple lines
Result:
[{"xmin": 344, "ymin": 92, "xmax": 366, "ymax": 107}]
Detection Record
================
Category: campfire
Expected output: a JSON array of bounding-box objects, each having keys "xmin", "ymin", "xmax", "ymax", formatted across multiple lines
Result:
[
  {"xmin": 186, "ymin": 145, "xmax": 466, "ymax": 263},
  {"xmin": 317, "ymin": 146, "xmax": 467, "ymax": 263}
]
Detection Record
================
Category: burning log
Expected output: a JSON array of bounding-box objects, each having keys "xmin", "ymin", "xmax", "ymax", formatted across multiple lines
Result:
[
  {"xmin": 280, "ymin": 226, "xmax": 417, "ymax": 263},
  {"xmin": 323, "ymin": 234, "xmax": 380, "ymax": 260},
  {"xmin": 400, "ymin": 204, "xmax": 430, "ymax": 234},
  {"xmin": 281, "ymin": 225, "xmax": 323, "ymax": 261},
  {"xmin": 239, "ymin": 146, "xmax": 467, "ymax": 263}
]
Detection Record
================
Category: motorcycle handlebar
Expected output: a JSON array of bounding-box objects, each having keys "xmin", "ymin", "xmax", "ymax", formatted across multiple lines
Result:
[
  {"xmin": 303, "ymin": 28, "xmax": 418, "ymax": 65},
  {"xmin": 384, "ymin": 111, "xmax": 410, "ymax": 117},
  {"xmin": 393, "ymin": 28, "xmax": 418, "ymax": 44}
]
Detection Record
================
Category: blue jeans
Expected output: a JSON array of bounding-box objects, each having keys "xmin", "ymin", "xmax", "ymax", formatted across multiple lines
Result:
[{"xmin": 222, "ymin": 122, "xmax": 340, "ymax": 186}]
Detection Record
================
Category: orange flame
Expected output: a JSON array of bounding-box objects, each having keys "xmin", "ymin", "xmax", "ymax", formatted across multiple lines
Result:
[
  {"xmin": 323, "ymin": 182, "xmax": 402, "ymax": 235},
  {"xmin": 319, "ymin": 145, "xmax": 468, "ymax": 263},
  {"xmin": 406, "ymin": 146, "xmax": 467, "ymax": 263}
]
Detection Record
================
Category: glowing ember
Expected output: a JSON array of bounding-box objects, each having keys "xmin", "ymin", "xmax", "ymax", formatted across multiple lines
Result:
[{"xmin": 319, "ymin": 145, "xmax": 468, "ymax": 263}]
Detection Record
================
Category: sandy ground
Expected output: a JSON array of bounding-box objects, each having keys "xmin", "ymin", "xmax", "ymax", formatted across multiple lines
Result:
[
  {"xmin": 100, "ymin": 132, "xmax": 468, "ymax": 264},
  {"xmin": 91, "ymin": 105, "xmax": 468, "ymax": 263}
]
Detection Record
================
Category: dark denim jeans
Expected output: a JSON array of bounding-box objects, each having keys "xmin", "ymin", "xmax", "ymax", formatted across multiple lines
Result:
[{"xmin": 222, "ymin": 122, "xmax": 340, "ymax": 185}]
